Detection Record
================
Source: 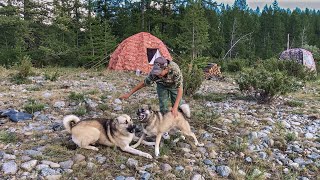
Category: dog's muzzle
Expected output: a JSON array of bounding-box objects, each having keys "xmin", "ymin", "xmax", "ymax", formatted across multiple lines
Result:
[{"xmin": 127, "ymin": 124, "xmax": 136, "ymax": 133}]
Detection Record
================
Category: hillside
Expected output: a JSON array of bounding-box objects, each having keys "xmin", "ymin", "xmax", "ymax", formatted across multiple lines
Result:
[{"xmin": 0, "ymin": 67, "xmax": 319, "ymax": 179}]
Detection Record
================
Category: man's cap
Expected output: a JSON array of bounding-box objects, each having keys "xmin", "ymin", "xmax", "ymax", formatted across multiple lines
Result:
[{"xmin": 150, "ymin": 57, "xmax": 168, "ymax": 75}]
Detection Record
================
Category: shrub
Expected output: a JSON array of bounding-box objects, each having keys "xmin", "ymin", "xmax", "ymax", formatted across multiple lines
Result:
[
  {"xmin": 236, "ymin": 67, "xmax": 303, "ymax": 103},
  {"xmin": 181, "ymin": 64, "xmax": 204, "ymax": 96},
  {"xmin": 24, "ymin": 99, "xmax": 45, "ymax": 114},
  {"xmin": 215, "ymin": 59, "xmax": 252, "ymax": 72},
  {"xmin": 0, "ymin": 130, "xmax": 18, "ymax": 143},
  {"xmin": 73, "ymin": 106, "xmax": 87, "ymax": 116},
  {"xmin": 11, "ymin": 55, "xmax": 34, "ymax": 84},
  {"xmin": 44, "ymin": 70, "xmax": 60, "ymax": 81},
  {"xmin": 259, "ymin": 58, "xmax": 317, "ymax": 81},
  {"xmin": 68, "ymin": 92, "xmax": 85, "ymax": 103}
]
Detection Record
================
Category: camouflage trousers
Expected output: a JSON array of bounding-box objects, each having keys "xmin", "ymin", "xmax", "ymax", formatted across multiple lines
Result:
[{"xmin": 156, "ymin": 83, "xmax": 182, "ymax": 114}]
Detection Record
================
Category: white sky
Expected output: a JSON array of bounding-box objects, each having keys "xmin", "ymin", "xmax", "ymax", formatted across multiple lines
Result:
[{"xmin": 217, "ymin": 0, "xmax": 320, "ymax": 10}]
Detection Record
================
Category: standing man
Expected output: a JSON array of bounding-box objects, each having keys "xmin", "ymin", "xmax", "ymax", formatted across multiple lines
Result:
[{"xmin": 119, "ymin": 56, "xmax": 183, "ymax": 118}]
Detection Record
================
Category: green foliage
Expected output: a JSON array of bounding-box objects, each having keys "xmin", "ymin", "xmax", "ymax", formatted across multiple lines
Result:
[
  {"xmin": 0, "ymin": 130, "xmax": 18, "ymax": 143},
  {"xmin": 68, "ymin": 92, "xmax": 85, "ymax": 103},
  {"xmin": 44, "ymin": 70, "xmax": 60, "ymax": 81},
  {"xmin": 181, "ymin": 64, "xmax": 204, "ymax": 96},
  {"xmin": 11, "ymin": 55, "xmax": 34, "ymax": 84},
  {"xmin": 236, "ymin": 67, "xmax": 303, "ymax": 103},
  {"xmin": 73, "ymin": 106, "xmax": 87, "ymax": 116},
  {"xmin": 193, "ymin": 93, "xmax": 228, "ymax": 102},
  {"xmin": 97, "ymin": 104, "xmax": 109, "ymax": 111},
  {"xmin": 302, "ymin": 44, "xmax": 320, "ymax": 60},
  {"xmin": 228, "ymin": 136, "xmax": 247, "ymax": 152},
  {"xmin": 284, "ymin": 100, "xmax": 304, "ymax": 107},
  {"xmin": 285, "ymin": 132, "xmax": 297, "ymax": 142},
  {"xmin": 259, "ymin": 58, "xmax": 317, "ymax": 81},
  {"xmin": 23, "ymin": 99, "xmax": 45, "ymax": 114}
]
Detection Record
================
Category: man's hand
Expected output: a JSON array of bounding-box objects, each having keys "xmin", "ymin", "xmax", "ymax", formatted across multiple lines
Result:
[
  {"xmin": 171, "ymin": 107, "xmax": 178, "ymax": 118},
  {"xmin": 119, "ymin": 93, "xmax": 130, "ymax": 100}
]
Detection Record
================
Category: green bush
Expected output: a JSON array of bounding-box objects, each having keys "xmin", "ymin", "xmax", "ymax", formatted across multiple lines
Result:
[
  {"xmin": 181, "ymin": 64, "xmax": 204, "ymax": 96},
  {"xmin": 0, "ymin": 130, "xmax": 18, "ymax": 143},
  {"xmin": 259, "ymin": 58, "xmax": 317, "ymax": 81},
  {"xmin": 236, "ymin": 67, "xmax": 303, "ymax": 103},
  {"xmin": 44, "ymin": 70, "xmax": 60, "ymax": 81},
  {"xmin": 11, "ymin": 55, "xmax": 34, "ymax": 84},
  {"xmin": 68, "ymin": 92, "xmax": 85, "ymax": 103},
  {"xmin": 211, "ymin": 58, "xmax": 252, "ymax": 73},
  {"xmin": 24, "ymin": 99, "xmax": 45, "ymax": 114}
]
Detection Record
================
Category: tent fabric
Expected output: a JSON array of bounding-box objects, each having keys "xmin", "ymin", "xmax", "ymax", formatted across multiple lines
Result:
[
  {"xmin": 108, "ymin": 32, "xmax": 172, "ymax": 74},
  {"xmin": 280, "ymin": 48, "xmax": 316, "ymax": 71}
]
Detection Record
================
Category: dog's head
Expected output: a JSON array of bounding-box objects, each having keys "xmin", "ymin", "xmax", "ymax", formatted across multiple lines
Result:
[
  {"xmin": 136, "ymin": 106, "xmax": 153, "ymax": 122},
  {"xmin": 114, "ymin": 114, "xmax": 136, "ymax": 133}
]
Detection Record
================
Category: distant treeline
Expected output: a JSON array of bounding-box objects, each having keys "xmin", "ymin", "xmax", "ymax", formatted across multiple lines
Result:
[{"xmin": 0, "ymin": 0, "xmax": 319, "ymax": 67}]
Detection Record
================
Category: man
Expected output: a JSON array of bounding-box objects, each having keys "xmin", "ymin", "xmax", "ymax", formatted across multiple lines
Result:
[{"xmin": 119, "ymin": 56, "xmax": 183, "ymax": 119}]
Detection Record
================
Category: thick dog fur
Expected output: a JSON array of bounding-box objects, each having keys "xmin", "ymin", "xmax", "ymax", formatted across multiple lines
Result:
[
  {"xmin": 63, "ymin": 114, "xmax": 152, "ymax": 159},
  {"xmin": 134, "ymin": 104, "xmax": 204, "ymax": 156}
]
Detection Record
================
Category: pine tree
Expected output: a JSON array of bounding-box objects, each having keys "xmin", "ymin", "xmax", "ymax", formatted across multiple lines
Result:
[{"xmin": 176, "ymin": 0, "xmax": 210, "ymax": 61}]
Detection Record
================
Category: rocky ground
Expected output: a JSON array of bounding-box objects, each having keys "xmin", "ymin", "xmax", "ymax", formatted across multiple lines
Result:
[{"xmin": 0, "ymin": 67, "xmax": 319, "ymax": 180}]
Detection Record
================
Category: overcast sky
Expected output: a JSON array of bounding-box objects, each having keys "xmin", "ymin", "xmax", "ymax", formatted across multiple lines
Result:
[{"xmin": 217, "ymin": 0, "xmax": 320, "ymax": 10}]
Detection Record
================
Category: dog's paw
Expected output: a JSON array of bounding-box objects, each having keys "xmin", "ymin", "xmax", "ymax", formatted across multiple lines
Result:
[
  {"xmin": 155, "ymin": 149, "xmax": 160, "ymax": 157},
  {"xmin": 197, "ymin": 143, "xmax": 204, "ymax": 147},
  {"xmin": 145, "ymin": 153, "xmax": 153, "ymax": 159},
  {"xmin": 92, "ymin": 147, "xmax": 99, "ymax": 151}
]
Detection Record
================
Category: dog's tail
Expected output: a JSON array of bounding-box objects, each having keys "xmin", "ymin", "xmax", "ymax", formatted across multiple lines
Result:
[
  {"xmin": 179, "ymin": 104, "xmax": 191, "ymax": 118},
  {"xmin": 63, "ymin": 115, "xmax": 80, "ymax": 133}
]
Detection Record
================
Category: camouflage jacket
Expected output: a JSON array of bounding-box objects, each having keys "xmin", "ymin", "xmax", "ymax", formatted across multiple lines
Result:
[{"xmin": 144, "ymin": 61, "xmax": 183, "ymax": 88}]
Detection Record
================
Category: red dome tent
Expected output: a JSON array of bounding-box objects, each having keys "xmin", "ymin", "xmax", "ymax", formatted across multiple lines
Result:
[{"xmin": 108, "ymin": 32, "xmax": 172, "ymax": 74}]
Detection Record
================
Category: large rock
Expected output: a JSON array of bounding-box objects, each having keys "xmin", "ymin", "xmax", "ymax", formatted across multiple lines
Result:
[
  {"xmin": 21, "ymin": 160, "xmax": 38, "ymax": 171},
  {"xmin": 2, "ymin": 160, "xmax": 18, "ymax": 175},
  {"xmin": 216, "ymin": 165, "xmax": 231, "ymax": 177}
]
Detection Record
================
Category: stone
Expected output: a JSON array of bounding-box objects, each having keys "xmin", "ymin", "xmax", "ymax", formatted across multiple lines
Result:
[
  {"xmin": 203, "ymin": 159, "xmax": 214, "ymax": 166},
  {"xmin": 175, "ymin": 165, "xmax": 185, "ymax": 173},
  {"xmin": 289, "ymin": 162, "xmax": 299, "ymax": 170},
  {"xmin": 191, "ymin": 174, "xmax": 205, "ymax": 180},
  {"xmin": 73, "ymin": 154, "xmax": 86, "ymax": 163},
  {"xmin": 120, "ymin": 164, "xmax": 126, "ymax": 169},
  {"xmin": 245, "ymin": 157, "xmax": 252, "ymax": 163},
  {"xmin": 21, "ymin": 160, "xmax": 38, "ymax": 171},
  {"xmin": 59, "ymin": 160, "xmax": 73, "ymax": 169},
  {"xmin": 252, "ymin": 169, "xmax": 262, "ymax": 177},
  {"xmin": 53, "ymin": 101, "xmax": 65, "ymax": 108},
  {"xmin": 41, "ymin": 167, "xmax": 61, "ymax": 176},
  {"xmin": 114, "ymin": 98, "xmax": 122, "ymax": 104},
  {"xmin": 46, "ymin": 175, "xmax": 62, "ymax": 180},
  {"xmin": 36, "ymin": 164, "xmax": 49, "ymax": 171},
  {"xmin": 259, "ymin": 152, "xmax": 267, "ymax": 159},
  {"xmin": 114, "ymin": 105, "xmax": 122, "ymax": 111},
  {"xmin": 2, "ymin": 160, "xmax": 18, "ymax": 175},
  {"xmin": 160, "ymin": 163, "xmax": 172, "ymax": 171},
  {"xmin": 3, "ymin": 153, "xmax": 16, "ymax": 160},
  {"xmin": 140, "ymin": 171, "xmax": 151, "ymax": 180},
  {"xmin": 41, "ymin": 160, "xmax": 60, "ymax": 168},
  {"xmin": 307, "ymin": 153, "xmax": 320, "ymax": 160},
  {"xmin": 305, "ymin": 133, "xmax": 314, "ymax": 139},
  {"xmin": 216, "ymin": 165, "xmax": 231, "ymax": 177},
  {"xmin": 125, "ymin": 177, "xmax": 135, "ymax": 180},
  {"xmin": 24, "ymin": 150, "xmax": 43, "ymax": 157},
  {"xmin": 126, "ymin": 158, "xmax": 138, "ymax": 169},
  {"xmin": 87, "ymin": 162, "xmax": 96, "ymax": 169},
  {"xmin": 96, "ymin": 156, "xmax": 106, "ymax": 164},
  {"xmin": 115, "ymin": 176, "xmax": 125, "ymax": 180}
]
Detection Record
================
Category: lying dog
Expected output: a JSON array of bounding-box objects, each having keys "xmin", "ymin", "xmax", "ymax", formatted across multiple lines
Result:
[
  {"xmin": 133, "ymin": 104, "xmax": 204, "ymax": 157},
  {"xmin": 63, "ymin": 114, "xmax": 152, "ymax": 159}
]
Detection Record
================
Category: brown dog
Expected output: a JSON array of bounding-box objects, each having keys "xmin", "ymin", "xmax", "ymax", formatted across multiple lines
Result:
[{"xmin": 63, "ymin": 114, "xmax": 152, "ymax": 159}]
